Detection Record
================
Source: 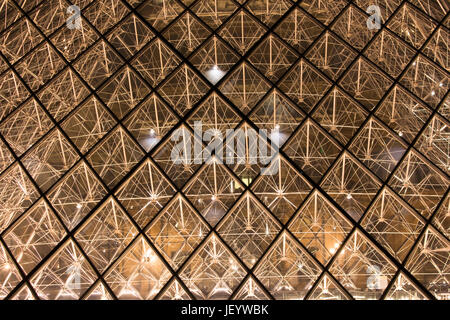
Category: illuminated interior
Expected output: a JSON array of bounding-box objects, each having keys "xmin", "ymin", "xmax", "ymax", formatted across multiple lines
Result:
[{"xmin": 0, "ymin": 0, "xmax": 448, "ymax": 300}]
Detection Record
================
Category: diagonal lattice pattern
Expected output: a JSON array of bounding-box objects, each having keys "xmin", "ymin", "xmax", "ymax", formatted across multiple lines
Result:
[{"xmin": 0, "ymin": 0, "xmax": 448, "ymax": 300}]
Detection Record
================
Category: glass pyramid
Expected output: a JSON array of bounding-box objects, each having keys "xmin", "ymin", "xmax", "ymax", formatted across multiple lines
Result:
[{"xmin": 0, "ymin": 0, "xmax": 448, "ymax": 300}]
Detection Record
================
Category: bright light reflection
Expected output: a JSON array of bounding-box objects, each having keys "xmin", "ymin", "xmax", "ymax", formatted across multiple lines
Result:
[
  {"xmin": 204, "ymin": 65, "xmax": 225, "ymax": 85},
  {"xmin": 270, "ymin": 128, "xmax": 286, "ymax": 147}
]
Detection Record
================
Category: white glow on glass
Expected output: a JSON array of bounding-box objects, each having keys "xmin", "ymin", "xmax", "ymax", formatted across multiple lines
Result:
[{"xmin": 205, "ymin": 65, "xmax": 225, "ymax": 85}]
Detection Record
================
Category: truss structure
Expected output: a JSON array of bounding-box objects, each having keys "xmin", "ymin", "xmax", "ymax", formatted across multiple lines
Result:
[{"xmin": 0, "ymin": 0, "xmax": 449, "ymax": 300}]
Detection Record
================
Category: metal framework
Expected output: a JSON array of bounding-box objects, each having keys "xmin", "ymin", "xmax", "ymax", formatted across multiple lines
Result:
[{"xmin": 0, "ymin": 0, "xmax": 448, "ymax": 300}]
